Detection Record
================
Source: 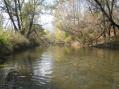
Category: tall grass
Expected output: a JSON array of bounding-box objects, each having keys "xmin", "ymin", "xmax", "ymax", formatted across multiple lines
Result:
[
  {"xmin": 0, "ymin": 29, "xmax": 30, "ymax": 55},
  {"xmin": 0, "ymin": 30, "xmax": 10, "ymax": 45}
]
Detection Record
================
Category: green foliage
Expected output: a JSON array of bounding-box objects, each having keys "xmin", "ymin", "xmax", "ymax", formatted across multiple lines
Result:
[
  {"xmin": 0, "ymin": 30, "xmax": 10, "ymax": 45},
  {"xmin": 0, "ymin": 29, "xmax": 30, "ymax": 53}
]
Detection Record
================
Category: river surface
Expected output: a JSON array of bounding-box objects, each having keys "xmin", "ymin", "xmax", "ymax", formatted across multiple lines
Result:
[{"xmin": 0, "ymin": 46, "xmax": 119, "ymax": 89}]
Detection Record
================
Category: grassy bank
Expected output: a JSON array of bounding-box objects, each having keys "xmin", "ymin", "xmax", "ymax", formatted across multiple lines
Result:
[{"xmin": 0, "ymin": 30, "xmax": 39, "ymax": 56}]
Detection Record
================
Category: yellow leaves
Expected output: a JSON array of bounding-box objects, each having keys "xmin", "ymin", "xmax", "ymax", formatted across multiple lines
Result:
[
  {"xmin": 64, "ymin": 36, "xmax": 72, "ymax": 42},
  {"xmin": 55, "ymin": 29, "xmax": 65, "ymax": 41}
]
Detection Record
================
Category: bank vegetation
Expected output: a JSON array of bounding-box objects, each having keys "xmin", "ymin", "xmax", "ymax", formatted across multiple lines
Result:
[{"xmin": 52, "ymin": 0, "xmax": 119, "ymax": 49}]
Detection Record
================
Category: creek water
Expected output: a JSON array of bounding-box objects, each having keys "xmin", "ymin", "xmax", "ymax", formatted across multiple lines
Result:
[{"xmin": 0, "ymin": 46, "xmax": 119, "ymax": 89}]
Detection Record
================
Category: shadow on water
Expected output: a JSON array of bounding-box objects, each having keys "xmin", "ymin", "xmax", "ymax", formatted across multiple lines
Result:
[
  {"xmin": 0, "ymin": 46, "xmax": 119, "ymax": 89},
  {"xmin": 4, "ymin": 69, "xmax": 19, "ymax": 89},
  {"xmin": 0, "ymin": 57, "xmax": 6, "ymax": 64}
]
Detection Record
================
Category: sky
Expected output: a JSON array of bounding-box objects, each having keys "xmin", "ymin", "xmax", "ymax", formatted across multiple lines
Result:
[
  {"xmin": 40, "ymin": 0, "xmax": 55, "ymax": 32},
  {"xmin": 40, "ymin": 14, "xmax": 54, "ymax": 32}
]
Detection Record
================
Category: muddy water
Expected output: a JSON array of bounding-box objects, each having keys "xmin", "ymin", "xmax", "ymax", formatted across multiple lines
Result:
[{"xmin": 0, "ymin": 46, "xmax": 119, "ymax": 89}]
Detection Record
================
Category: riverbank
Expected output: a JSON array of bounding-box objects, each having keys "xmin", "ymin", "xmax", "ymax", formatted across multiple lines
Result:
[
  {"xmin": 92, "ymin": 41, "xmax": 119, "ymax": 50},
  {"xmin": 0, "ymin": 30, "xmax": 41, "ymax": 58},
  {"xmin": 52, "ymin": 39, "xmax": 119, "ymax": 50}
]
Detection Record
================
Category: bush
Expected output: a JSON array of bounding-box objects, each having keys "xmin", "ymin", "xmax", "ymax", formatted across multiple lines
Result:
[
  {"xmin": 0, "ymin": 29, "xmax": 30, "ymax": 54},
  {"xmin": 0, "ymin": 30, "xmax": 10, "ymax": 45}
]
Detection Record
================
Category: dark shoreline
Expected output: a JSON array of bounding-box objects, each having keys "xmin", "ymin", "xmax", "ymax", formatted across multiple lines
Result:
[
  {"xmin": 1, "ymin": 41, "xmax": 119, "ymax": 62},
  {"xmin": 92, "ymin": 41, "xmax": 119, "ymax": 50},
  {"xmin": 0, "ymin": 43, "xmax": 40, "ymax": 61}
]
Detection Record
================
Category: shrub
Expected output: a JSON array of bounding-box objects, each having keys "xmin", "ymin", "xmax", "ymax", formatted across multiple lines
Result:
[{"xmin": 0, "ymin": 29, "xmax": 30, "ymax": 54}]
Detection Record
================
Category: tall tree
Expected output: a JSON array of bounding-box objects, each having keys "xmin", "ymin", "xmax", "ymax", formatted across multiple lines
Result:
[
  {"xmin": 87, "ymin": 0, "xmax": 119, "ymax": 38},
  {"xmin": 1, "ymin": 0, "xmax": 45, "ymax": 38}
]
